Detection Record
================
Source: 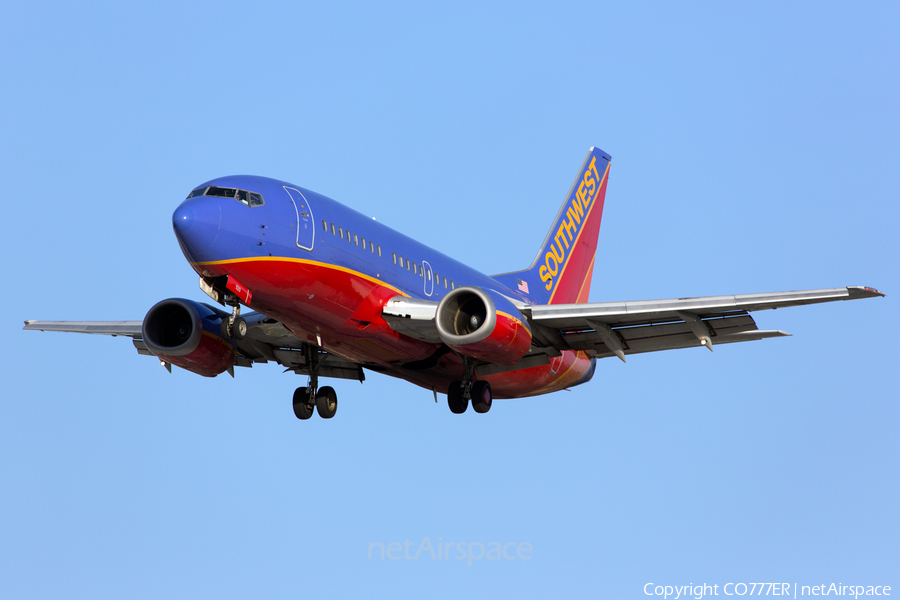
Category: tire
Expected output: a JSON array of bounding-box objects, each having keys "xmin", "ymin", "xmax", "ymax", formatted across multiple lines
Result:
[
  {"xmin": 233, "ymin": 316, "xmax": 248, "ymax": 340},
  {"xmin": 447, "ymin": 381, "xmax": 468, "ymax": 414},
  {"xmin": 471, "ymin": 380, "xmax": 492, "ymax": 414},
  {"xmin": 292, "ymin": 387, "xmax": 314, "ymax": 420},
  {"xmin": 315, "ymin": 386, "xmax": 338, "ymax": 419}
]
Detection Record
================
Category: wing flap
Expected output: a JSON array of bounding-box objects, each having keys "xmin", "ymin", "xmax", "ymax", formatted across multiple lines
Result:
[
  {"xmin": 273, "ymin": 349, "xmax": 365, "ymax": 381},
  {"xmin": 560, "ymin": 314, "xmax": 759, "ymax": 350},
  {"xmin": 589, "ymin": 329, "xmax": 790, "ymax": 360}
]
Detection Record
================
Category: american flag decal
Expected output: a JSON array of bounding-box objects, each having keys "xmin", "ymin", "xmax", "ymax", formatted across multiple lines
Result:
[{"xmin": 517, "ymin": 279, "xmax": 529, "ymax": 294}]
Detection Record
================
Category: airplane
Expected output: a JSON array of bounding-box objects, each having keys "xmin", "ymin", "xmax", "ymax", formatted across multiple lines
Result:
[{"xmin": 24, "ymin": 147, "xmax": 884, "ymax": 420}]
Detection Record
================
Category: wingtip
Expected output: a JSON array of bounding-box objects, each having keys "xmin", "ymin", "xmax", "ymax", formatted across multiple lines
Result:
[{"xmin": 849, "ymin": 286, "xmax": 885, "ymax": 298}]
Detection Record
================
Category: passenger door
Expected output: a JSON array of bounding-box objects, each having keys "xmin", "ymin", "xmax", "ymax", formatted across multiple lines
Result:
[
  {"xmin": 283, "ymin": 187, "xmax": 314, "ymax": 251},
  {"xmin": 423, "ymin": 260, "xmax": 434, "ymax": 297}
]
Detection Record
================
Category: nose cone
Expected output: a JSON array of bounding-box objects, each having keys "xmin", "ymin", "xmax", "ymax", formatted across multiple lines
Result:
[
  {"xmin": 173, "ymin": 203, "xmax": 194, "ymax": 232},
  {"xmin": 173, "ymin": 197, "xmax": 221, "ymax": 262}
]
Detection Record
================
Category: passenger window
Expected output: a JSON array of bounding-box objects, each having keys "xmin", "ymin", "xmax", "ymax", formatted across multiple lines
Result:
[
  {"xmin": 420, "ymin": 266, "xmax": 424, "ymax": 278},
  {"xmin": 370, "ymin": 241, "xmax": 375, "ymax": 253},
  {"xmin": 426, "ymin": 270, "xmax": 431, "ymax": 281},
  {"xmin": 413, "ymin": 263, "xmax": 418, "ymax": 275},
  {"xmin": 338, "ymin": 226, "xmax": 344, "ymax": 240},
  {"xmin": 347, "ymin": 230, "xmax": 353, "ymax": 243},
  {"xmin": 392, "ymin": 252, "xmax": 397, "ymax": 265},
  {"xmin": 321, "ymin": 219, "xmax": 327, "ymax": 232},
  {"xmin": 361, "ymin": 236, "xmax": 366, "ymax": 249},
  {"xmin": 406, "ymin": 259, "xmax": 411, "ymax": 271},
  {"xmin": 443, "ymin": 276, "xmax": 448, "ymax": 289},
  {"xmin": 398, "ymin": 254, "xmax": 403, "ymax": 267},
  {"xmin": 331, "ymin": 223, "xmax": 336, "ymax": 235},
  {"xmin": 377, "ymin": 245, "xmax": 382, "ymax": 257},
  {"xmin": 354, "ymin": 234, "xmax": 359, "ymax": 246}
]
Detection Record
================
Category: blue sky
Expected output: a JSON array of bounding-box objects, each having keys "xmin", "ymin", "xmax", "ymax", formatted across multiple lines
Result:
[{"xmin": 2, "ymin": 2, "xmax": 897, "ymax": 598}]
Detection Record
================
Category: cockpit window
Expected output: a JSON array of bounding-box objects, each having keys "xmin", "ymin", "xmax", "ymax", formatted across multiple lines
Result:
[
  {"xmin": 206, "ymin": 186, "xmax": 236, "ymax": 198},
  {"xmin": 185, "ymin": 185, "xmax": 265, "ymax": 207}
]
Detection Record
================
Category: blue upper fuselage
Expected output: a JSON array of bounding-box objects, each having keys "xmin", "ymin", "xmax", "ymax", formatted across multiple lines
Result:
[{"xmin": 172, "ymin": 175, "xmax": 535, "ymax": 306}]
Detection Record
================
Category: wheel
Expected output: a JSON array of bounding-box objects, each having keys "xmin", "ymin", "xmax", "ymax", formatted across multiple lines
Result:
[
  {"xmin": 315, "ymin": 386, "xmax": 338, "ymax": 419},
  {"xmin": 233, "ymin": 316, "xmax": 248, "ymax": 340},
  {"xmin": 447, "ymin": 381, "xmax": 468, "ymax": 414},
  {"xmin": 471, "ymin": 380, "xmax": 492, "ymax": 414},
  {"xmin": 292, "ymin": 387, "xmax": 314, "ymax": 420}
]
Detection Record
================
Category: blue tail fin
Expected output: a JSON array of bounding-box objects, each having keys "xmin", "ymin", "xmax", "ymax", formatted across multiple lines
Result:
[{"xmin": 493, "ymin": 147, "xmax": 611, "ymax": 304}]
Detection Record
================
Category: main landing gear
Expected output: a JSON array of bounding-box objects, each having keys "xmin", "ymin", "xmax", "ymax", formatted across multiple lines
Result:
[
  {"xmin": 448, "ymin": 380, "xmax": 492, "ymax": 414},
  {"xmin": 447, "ymin": 359, "xmax": 492, "ymax": 414},
  {"xmin": 292, "ymin": 385, "xmax": 337, "ymax": 420},
  {"xmin": 291, "ymin": 344, "xmax": 338, "ymax": 420}
]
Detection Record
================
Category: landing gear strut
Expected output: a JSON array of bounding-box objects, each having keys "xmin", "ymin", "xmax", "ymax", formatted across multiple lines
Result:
[{"xmin": 292, "ymin": 344, "xmax": 339, "ymax": 420}]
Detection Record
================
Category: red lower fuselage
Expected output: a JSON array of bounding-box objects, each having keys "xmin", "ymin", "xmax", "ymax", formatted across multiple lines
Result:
[{"xmin": 193, "ymin": 255, "xmax": 593, "ymax": 399}]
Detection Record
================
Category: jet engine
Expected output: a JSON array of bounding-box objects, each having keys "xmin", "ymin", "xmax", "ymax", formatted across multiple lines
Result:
[
  {"xmin": 435, "ymin": 287, "xmax": 532, "ymax": 365},
  {"xmin": 142, "ymin": 298, "xmax": 235, "ymax": 377}
]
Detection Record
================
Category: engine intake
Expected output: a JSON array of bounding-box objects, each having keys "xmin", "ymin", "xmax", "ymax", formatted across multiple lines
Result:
[
  {"xmin": 435, "ymin": 287, "xmax": 532, "ymax": 365},
  {"xmin": 142, "ymin": 298, "xmax": 235, "ymax": 377}
]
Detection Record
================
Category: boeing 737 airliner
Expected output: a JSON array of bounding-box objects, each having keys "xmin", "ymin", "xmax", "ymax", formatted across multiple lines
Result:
[{"xmin": 24, "ymin": 148, "xmax": 883, "ymax": 419}]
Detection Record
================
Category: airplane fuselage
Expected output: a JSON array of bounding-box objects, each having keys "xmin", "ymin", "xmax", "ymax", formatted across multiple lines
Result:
[{"xmin": 173, "ymin": 175, "xmax": 595, "ymax": 399}]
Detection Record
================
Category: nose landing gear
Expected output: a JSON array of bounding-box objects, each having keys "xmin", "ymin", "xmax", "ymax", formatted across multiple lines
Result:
[{"xmin": 220, "ymin": 293, "xmax": 248, "ymax": 340}]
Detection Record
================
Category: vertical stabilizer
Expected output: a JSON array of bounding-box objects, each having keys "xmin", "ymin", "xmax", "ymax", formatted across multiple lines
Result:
[{"xmin": 493, "ymin": 147, "xmax": 611, "ymax": 305}]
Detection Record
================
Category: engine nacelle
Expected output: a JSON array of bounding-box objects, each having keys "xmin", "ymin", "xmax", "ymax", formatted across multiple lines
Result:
[
  {"xmin": 142, "ymin": 298, "xmax": 235, "ymax": 377},
  {"xmin": 435, "ymin": 287, "xmax": 532, "ymax": 365}
]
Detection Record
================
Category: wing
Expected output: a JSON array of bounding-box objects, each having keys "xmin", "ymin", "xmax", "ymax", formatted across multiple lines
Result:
[
  {"xmin": 23, "ymin": 314, "xmax": 365, "ymax": 381},
  {"xmin": 23, "ymin": 321, "xmax": 144, "ymax": 336},
  {"xmin": 526, "ymin": 286, "xmax": 884, "ymax": 361}
]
